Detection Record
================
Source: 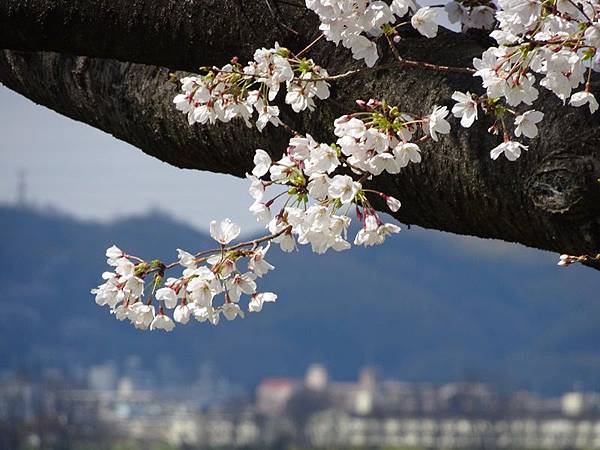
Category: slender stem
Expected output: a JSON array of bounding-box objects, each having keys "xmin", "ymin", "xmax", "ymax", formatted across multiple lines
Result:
[
  {"xmin": 386, "ymin": 34, "xmax": 404, "ymax": 63},
  {"xmin": 295, "ymin": 33, "xmax": 325, "ymax": 59},
  {"xmin": 306, "ymin": 59, "xmax": 474, "ymax": 83},
  {"xmin": 165, "ymin": 226, "xmax": 293, "ymax": 270}
]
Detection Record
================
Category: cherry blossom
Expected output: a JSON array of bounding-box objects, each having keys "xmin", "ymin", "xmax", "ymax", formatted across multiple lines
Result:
[
  {"xmin": 425, "ymin": 106, "xmax": 451, "ymax": 141},
  {"xmin": 156, "ymin": 287, "xmax": 178, "ymax": 309},
  {"xmin": 248, "ymin": 292, "xmax": 278, "ymax": 313},
  {"xmin": 150, "ymin": 312, "xmax": 176, "ymax": 332},
  {"xmin": 394, "ymin": 142, "xmax": 421, "ymax": 167},
  {"xmin": 382, "ymin": 195, "xmax": 401, "ymax": 212},
  {"xmin": 173, "ymin": 304, "xmax": 191, "ymax": 324},
  {"xmin": 328, "ymin": 175, "xmax": 361, "ymax": 204},
  {"xmin": 514, "ymin": 111, "xmax": 544, "ymax": 139},
  {"xmin": 411, "ymin": 7, "xmax": 439, "ymax": 38},
  {"xmin": 210, "ymin": 218, "xmax": 241, "ymax": 245},
  {"xmin": 451, "ymin": 91, "xmax": 478, "ymax": 128},
  {"xmin": 570, "ymin": 91, "xmax": 599, "ymax": 114},
  {"xmin": 490, "ymin": 141, "xmax": 528, "ymax": 161},
  {"xmin": 252, "ymin": 150, "xmax": 272, "ymax": 177}
]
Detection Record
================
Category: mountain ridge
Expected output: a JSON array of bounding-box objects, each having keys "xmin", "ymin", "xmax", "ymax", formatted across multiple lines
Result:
[{"xmin": 0, "ymin": 204, "xmax": 598, "ymax": 394}]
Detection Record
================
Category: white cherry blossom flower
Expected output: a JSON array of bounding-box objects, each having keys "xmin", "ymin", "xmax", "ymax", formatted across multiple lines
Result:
[
  {"xmin": 425, "ymin": 106, "xmax": 451, "ymax": 141},
  {"xmin": 187, "ymin": 269, "xmax": 219, "ymax": 307},
  {"xmin": 391, "ymin": 0, "xmax": 417, "ymax": 17},
  {"xmin": 334, "ymin": 116, "xmax": 366, "ymax": 138},
  {"xmin": 308, "ymin": 173, "xmax": 331, "ymax": 199},
  {"xmin": 411, "ymin": 7, "xmax": 438, "ymax": 38},
  {"xmin": 279, "ymin": 233, "xmax": 296, "ymax": 252},
  {"xmin": 173, "ymin": 304, "xmax": 191, "ymax": 324},
  {"xmin": 247, "ymin": 174, "xmax": 266, "ymax": 201},
  {"xmin": 248, "ymin": 244, "xmax": 275, "ymax": 277},
  {"xmin": 256, "ymin": 104, "xmax": 282, "ymax": 131},
  {"xmin": 584, "ymin": 24, "xmax": 600, "ymax": 48},
  {"xmin": 305, "ymin": 143, "xmax": 340, "ymax": 175},
  {"xmin": 269, "ymin": 155, "xmax": 297, "ymax": 183},
  {"xmin": 225, "ymin": 272, "xmax": 257, "ymax": 303},
  {"xmin": 451, "ymin": 91, "xmax": 478, "ymax": 128},
  {"xmin": 285, "ymin": 81, "xmax": 314, "ymax": 112},
  {"xmin": 445, "ymin": 1, "xmax": 467, "ymax": 24},
  {"xmin": 393, "ymin": 142, "xmax": 421, "ymax": 167},
  {"xmin": 125, "ymin": 277, "xmax": 144, "ymax": 298},
  {"xmin": 490, "ymin": 140, "xmax": 528, "ymax": 161},
  {"xmin": 124, "ymin": 303, "xmax": 149, "ymax": 328},
  {"xmin": 248, "ymin": 292, "xmax": 278, "ymax": 313},
  {"xmin": 193, "ymin": 305, "xmax": 220, "ymax": 325},
  {"xmin": 105, "ymin": 245, "xmax": 123, "ymax": 263},
  {"xmin": 364, "ymin": 128, "xmax": 389, "ymax": 154},
  {"xmin": 569, "ymin": 91, "xmax": 599, "ymax": 114},
  {"xmin": 348, "ymin": 35, "xmax": 379, "ymax": 67},
  {"xmin": 252, "ymin": 149, "xmax": 272, "ymax": 177},
  {"xmin": 115, "ymin": 258, "xmax": 135, "ymax": 277},
  {"xmin": 540, "ymin": 72, "xmax": 572, "ymax": 102},
  {"xmin": 514, "ymin": 110, "xmax": 544, "ymax": 138},
  {"xmin": 156, "ymin": 287, "xmax": 178, "ymax": 309},
  {"xmin": 210, "ymin": 218, "xmax": 241, "ymax": 245},
  {"xmin": 222, "ymin": 303, "xmax": 245, "ymax": 321},
  {"xmin": 377, "ymin": 223, "xmax": 401, "ymax": 241},
  {"xmin": 385, "ymin": 196, "xmax": 402, "ymax": 212},
  {"xmin": 249, "ymin": 201, "xmax": 272, "ymax": 224},
  {"xmin": 370, "ymin": 153, "xmax": 401, "ymax": 175},
  {"xmin": 112, "ymin": 304, "xmax": 128, "ymax": 321},
  {"xmin": 177, "ymin": 249, "xmax": 196, "ymax": 269},
  {"xmin": 150, "ymin": 313, "xmax": 175, "ymax": 332},
  {"xmin": 328, "ymin": 175, "xmax": 361, "ymax": 204}
]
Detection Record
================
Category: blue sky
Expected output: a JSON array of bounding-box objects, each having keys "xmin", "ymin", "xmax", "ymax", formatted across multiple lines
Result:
[{"xmin": 0, "ymin": 85, "xmax": 258, "ymax": 234}]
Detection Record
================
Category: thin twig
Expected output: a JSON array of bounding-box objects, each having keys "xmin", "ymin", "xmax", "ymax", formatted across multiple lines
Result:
[
  {"xmin": 295, "ymin": 33, "xmax": 325, "ymax": 59},
  {"xmin": 165, "ymin": 226, "xmax": 293, "ymax": 270}
]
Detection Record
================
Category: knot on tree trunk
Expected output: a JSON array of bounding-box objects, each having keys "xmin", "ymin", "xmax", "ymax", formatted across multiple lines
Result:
[{"xmin": 527, "ymin": 153, "xmax": 600, "ymax": 217}]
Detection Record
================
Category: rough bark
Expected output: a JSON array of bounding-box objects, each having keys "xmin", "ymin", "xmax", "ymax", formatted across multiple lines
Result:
[
  {"xmin": 0, "ymin": 0, "xmax": 314, "ymax": 71},
  {"xmin": 1, "ymin": 0, "xmax": 600, "ymax": 259}
]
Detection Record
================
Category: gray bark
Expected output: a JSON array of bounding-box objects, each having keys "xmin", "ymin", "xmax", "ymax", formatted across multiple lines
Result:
[{"xmin": 1, "ymin": 0, "xmax": 599, "ymax": 259}]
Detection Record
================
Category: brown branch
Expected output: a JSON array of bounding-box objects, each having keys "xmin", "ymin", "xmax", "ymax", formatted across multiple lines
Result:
[
  {"xmin": 0, "ymin": 0, "xmax": 599, "ymax": 259},
  {"xmin": 1, "ymin": 48, "xmax": 599, "ymax": 259}
]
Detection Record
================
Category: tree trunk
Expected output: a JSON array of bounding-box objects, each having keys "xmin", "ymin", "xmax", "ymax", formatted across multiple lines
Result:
[{"xmin": 1, "ymin": 1, "xmax": 599, "ymax": 259}]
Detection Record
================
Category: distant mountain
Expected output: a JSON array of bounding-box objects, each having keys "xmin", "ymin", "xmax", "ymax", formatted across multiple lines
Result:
[{"xmin": 0, "ymin": 204, "xmax": 599, "ymax": 394}]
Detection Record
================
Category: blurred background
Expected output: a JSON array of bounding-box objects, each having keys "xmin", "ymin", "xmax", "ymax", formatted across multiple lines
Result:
[{"xmin": 1, "ymin": 84, "xmax": 600, "ymax": 450}]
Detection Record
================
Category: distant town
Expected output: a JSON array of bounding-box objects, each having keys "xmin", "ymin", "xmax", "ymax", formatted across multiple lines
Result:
[{"xmin": 2, "ymin": 362, "xmax": 600, "ymax": 450}]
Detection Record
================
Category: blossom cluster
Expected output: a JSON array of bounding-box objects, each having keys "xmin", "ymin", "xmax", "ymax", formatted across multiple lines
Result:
[
  {"xmin": 249, "ymin": 141, "xmax": 400, "ymax": 254},
  {"xmin": 444, "ymin": 0, "xmax": 600, "ymax": 160},
  {"xmin": 245, "ymin": 98, "xmax": 457, "ymax": 255},
  {"xmin": 173, "ymin": 45, "xmax": 330, "ymax": 130},
  {"xmin": 305, "ymin": 0, "xmax": 598, "ymax": 162},
  {"xmin": 482, "ymin": 0, "xmax": 600, "ymax": 112},
  {"xmin": 91, "ymin": 221, "xmax": 278, "ymax": 331},
  {"xmin": 94, "ymin": 0, "xmax": 600, "ymax": 332},
  {"xmin": 333, "ymin": 99, "xmax": 450, "ymax": 175},
  {"xmin": 95, "ymin": 97, "xmax": 448, "ymax": 329},
  {"xmin": 306, "ymin": 0, "xmax": 437, "ymax": 67},
  {"xmin": 306, "ymin": 0, "xmax": 500, "ymax": 68}
]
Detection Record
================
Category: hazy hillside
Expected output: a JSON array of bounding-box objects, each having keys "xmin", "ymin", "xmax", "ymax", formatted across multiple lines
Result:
[{"xmin": 0, "ymin": 204, "xmax": 599, "ymax": 394}]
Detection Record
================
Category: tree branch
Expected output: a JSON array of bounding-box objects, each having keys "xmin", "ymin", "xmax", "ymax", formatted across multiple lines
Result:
[
  {"xmin": 1, "ymin": 47, "xmax": 599, "ymax": 259},
  {"xmin": 0, "ymin": 0, "xmax": 313, "ymax": 71},
  {"xmin": 1, "ymin": 0, "xmax": 599, "ymax": 259}
]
